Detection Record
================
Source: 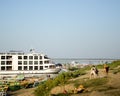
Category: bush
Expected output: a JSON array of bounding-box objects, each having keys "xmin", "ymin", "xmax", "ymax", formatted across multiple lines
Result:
[
  {"xmin": 34, "ymin": 83, "xmax": 49, "ymax": 96},
  {"xmin": 8, "ymin": 85, "xmax": 21, "ymax": 91},
  {"xmin": 113, "ymin": 67, "xmax": 120, "ymax": 74},
  {"xmin": 34, "ymin": 61, "xmax": 120, "ymax": 96},
  {"xmin": 68, "ymin": 67, "xmax": 79, "ymax": 71},
  {"xmin": 35, "ymin": 69, "xmax": 87, "ymax": 96},
  {"xmin": 109, "ymin": 60, "xmax": 120, "ymax": 69}
]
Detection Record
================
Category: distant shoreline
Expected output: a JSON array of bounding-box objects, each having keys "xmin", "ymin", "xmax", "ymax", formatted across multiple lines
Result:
[
  {"xmin": 52, "ymin": 58, "xmax": 120, "ymax": 60},
  {"xmin": 52, "ymin": 58, "xmax": 119, "ymax": 64}
]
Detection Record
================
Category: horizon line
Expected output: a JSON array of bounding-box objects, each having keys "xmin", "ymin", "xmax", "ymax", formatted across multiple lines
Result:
[{"xmin": 52, "ymin": 58, "xmax": 120, "ymax": 60}]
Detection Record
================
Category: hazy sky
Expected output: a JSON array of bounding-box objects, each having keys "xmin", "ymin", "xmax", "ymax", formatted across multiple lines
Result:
[{"xmin": 0, "ymin": 0, "xmax": 120, "ymax": 58}]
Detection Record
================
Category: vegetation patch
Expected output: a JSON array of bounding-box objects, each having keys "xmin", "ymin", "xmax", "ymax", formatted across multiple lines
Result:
[
  {"xmin": 109, "ymin": 60, "xmax": 120, "ymax": 69},
  {"xmin": 8, "ymin": 85, "xmax": 21, "ymax": 91},
  {"xmin": 112, "ymin": 68, "xmax": 120, "ymax": 74},
  {"xmin": 34, "ymin": 69, "xmax": 86, "ymax": 96},
  {"xmin": 93, "ymin": 85, "xmax": 116, "ymax": 92},
  {"xmin": 34, "ymin": 60, "xmax": 120, "ymax": 96},
  {"xmin": 73, "ymin": 77, "xmax": 108, "ymax": 90}
]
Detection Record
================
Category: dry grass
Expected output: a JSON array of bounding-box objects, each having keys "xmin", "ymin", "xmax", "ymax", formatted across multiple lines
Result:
[
  {"xmin": 50, "ymin": 69, "xmax": 120, "ymax": 96},
  {"xmin": 9, "ymin": 67, "xmax": 120, "ymax": 96},
  {"xmin": 9, "ymin": 88, "xmax": 35, "ymax": 96}
]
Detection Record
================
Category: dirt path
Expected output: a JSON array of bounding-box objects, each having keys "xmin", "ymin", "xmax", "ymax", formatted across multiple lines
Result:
[
  {"xmin": 9, "ymin": 88, "xmax": 35, "ymax": 96},
  {"xmin": 9, "ymin": 69, "xmax": 120, "ymax": 96},
  {"xmin": 51, "ymin": 69, "xmax": 120, "ymax": 96}
]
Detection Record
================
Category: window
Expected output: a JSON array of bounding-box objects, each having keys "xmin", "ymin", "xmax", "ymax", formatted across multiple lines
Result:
[
  {"xmin": 24, "ymin": 56, "xmax": 27, "ymax": 59},
  {"xmin": 1, "ymin": 66, "xmax": 5, "ymax": 70},
  {"xmin": 45, "ymin": 66, "xmax": 48, "ymax": 68},
  {"xmin": 29, "ymin": 66, "xmax": 33, "ymax": 70},
  {"xmin": 24, "ymin": 66, "xmax": 27, "ymax": 70},
  {"xmin": 39, "ymin": 56, "xmax": 42, "ymax": 59},
  {"xmin": 40, "ymin": 66, "xmax": 43, "ymax": 70},
  {"xmin": 34, "ymin": 61, "xmax": 38, "ymax": 65},
  {"xmin": 1, "ymin": 61, "xmax": 5, "ymax": 65},
  {"xmin": 39, "ymin": 61, "xmax": 43, "ymax": 64},
  {"xmin": 34, "ymin": 66, "xmax": 38, "ymax": 70},
  {"xmin": 18, "ymin": 66, "xmax": 22, "ymax": 70},
  {"xmin": 1, "ymin": 56, "xmax": 5, "ymax": 59},
  {"xmin": 29, "ymin": 61, "xmax": 33, "ymax": 65},
  {"xmin": 6, "ymin": 56, "xmax": 12, "ymax": 59},
  {"xmin": 6, "ymin": 61, "xmax": 12, "ymax": 65},
  {"xmin": 44, "ymin": 61, "xmax": 49, "ymax": 64},
  {"xmin": 18, "ymin": 61, "xmax": 22, "ymax": 65},
  {"xmin": 29, "ymin": 56, "xmax": 33, "ymax": 59},
  {"xmin": 18, "ymin": 56, "xmax": 22, "ymax": 59},
  {"xmin": 50, "ymin": 65, "xmax": 55, "ymax": 68},
  {"xmin": 34, "ymin": 56, "xmax": 38, "ymax": 59},
  {"xmin": 24, "ymin": 61, "xmax": 27, "ymax": 65},
  {"xmin": 6, "ymin": 66, "xmax": 12, "ymax": 70}
]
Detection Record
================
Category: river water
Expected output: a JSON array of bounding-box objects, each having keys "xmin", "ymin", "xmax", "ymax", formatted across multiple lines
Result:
[{"xmin": 52, "ymin": 58, "xmax": 118, "ymax": 65}]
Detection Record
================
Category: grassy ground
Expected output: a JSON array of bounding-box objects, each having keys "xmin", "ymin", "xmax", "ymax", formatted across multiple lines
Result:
[
  {"xmin": 50, "ymin": 68, "xmax": 120, "ymax": 96},
  {"xmin": 9, "ymin": 61, "xmax": 120, "ymax": 96}
]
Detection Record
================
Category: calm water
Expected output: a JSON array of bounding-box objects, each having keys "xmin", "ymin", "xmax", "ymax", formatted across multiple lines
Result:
[{"xmin": 52, "ymin": 58, "xmax": 118, "ymax": 65}]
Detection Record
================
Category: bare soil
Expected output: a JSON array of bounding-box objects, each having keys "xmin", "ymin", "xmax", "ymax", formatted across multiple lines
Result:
[
  {"xmin": 50, "ymin": 69, "xmax": 120, "ymax": 96},
  {"xmin": 9, "ymin": 69, "xmax": 120, "ymax": 96}
]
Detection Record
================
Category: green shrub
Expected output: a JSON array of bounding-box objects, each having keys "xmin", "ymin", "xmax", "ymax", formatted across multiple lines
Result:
[
  {"xmin": 109, "ymin": 60, "xmax": 120, "ymax": 69},
  {"xmin": 113, "ymin": 68, "xmax": 120, "ymax": 74},
  {"xmin": 34, "ymin": 60, "xmax": 120, "ymax": 96},
  {"xmin": 35, "ymin": 68, "xmax": 87, "ymax": 96},
  {"xmin": 68, "ymin": 67, "xmax": 79, "ymax": 71},
  {"xmin": 35, "ymin": 73, "xmax": 69, "ymax": 96},
  {"xmin": 9, "ymin": 85, "xmax": 21, "ymax": 91},
  {"xmin": 97, "ymin": 64, "xmax": 104, "ymax": 69},
  {"xmin": 34, "ymin": 83, "xmax": 49, "ymax": 96}
]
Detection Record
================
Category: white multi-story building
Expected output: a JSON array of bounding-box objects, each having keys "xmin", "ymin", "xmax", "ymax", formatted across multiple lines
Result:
[{"xmin": 0, "ymin": 50, "xmax": 60, "ymax": 75}]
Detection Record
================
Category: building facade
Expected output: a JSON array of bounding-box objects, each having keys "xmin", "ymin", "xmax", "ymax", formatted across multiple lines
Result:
[{"xmin": 0, "ymin": 51, "xmax": 55, "ymax": 72}]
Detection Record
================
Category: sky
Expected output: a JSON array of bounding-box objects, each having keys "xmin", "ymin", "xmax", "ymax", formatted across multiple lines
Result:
[{"xmin": 0, "ymin": 0, "xmax": 120, "ymax": 58}]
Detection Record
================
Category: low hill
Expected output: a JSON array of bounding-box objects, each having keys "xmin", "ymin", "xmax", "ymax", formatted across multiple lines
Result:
[{"xmin": 9, "ymin": 61, "xmax": 120, "ymax": 96}]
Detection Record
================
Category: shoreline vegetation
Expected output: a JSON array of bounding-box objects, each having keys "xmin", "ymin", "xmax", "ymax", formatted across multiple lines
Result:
[{"xmin": 7, "ymin": 60, "xmax": 120, "ymax": 96}]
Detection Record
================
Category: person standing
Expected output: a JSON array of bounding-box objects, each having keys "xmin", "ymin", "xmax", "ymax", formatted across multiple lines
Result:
[
  {"xmin": 104, "ymin": 64, "xmax": 109, "ymax": 75},
  {"xmin": 90, "ymin": 65, "xmax": 99, "ymax": 79}
]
